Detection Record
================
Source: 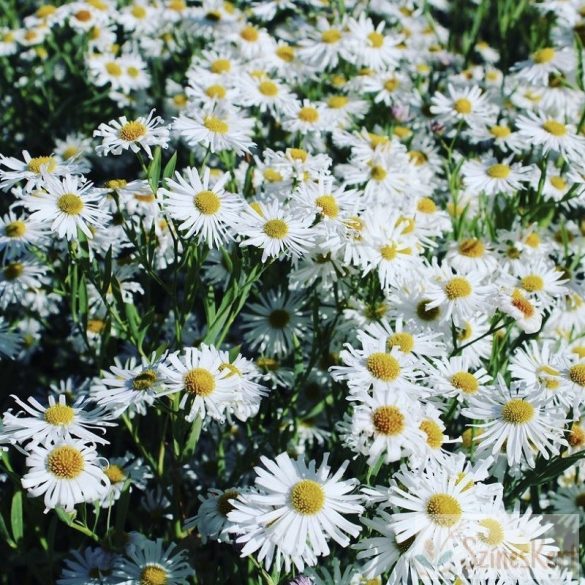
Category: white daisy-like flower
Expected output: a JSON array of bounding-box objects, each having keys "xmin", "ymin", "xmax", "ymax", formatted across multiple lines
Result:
[
  {"xmin": 238, "ymin": 199, "xmax": 315, "ymax": 263},
  {"xmin": 426, "ymin": 355, "xmax": 492, "ymax": 401},
  {"xmin": 114, "ymin": 538, "xmax": 194, "ymax": 585},
  {"xmin": 513, "ymin": 46, "xmax": 575, "ymax": 85},
  {"xmin": 160, "ymin": 166, "xmax": 242, "ymax": 248},
  {"xmin": 99, "ymin": 453, "xmax": 151, "ymax": 509},
  {"xmin": 516, "ymin": 112, "xmax": 585, "ymax": 161},
  {"xmin": 462, "ymin": 377, "xmax": 566, "ymax": 467},
  {"xmin": 94, "ymin": 109, "xmax": 170, "ymax": 159},
  {"xmin": 1, "ymin": 394, "xmax": 114, "ymax": 446},
  {"xmin": 57, "ymin": 546, "xmax": 115, "ymax": 585},
  {"xmin": 228, "ymin": 452, "xmax": 363, "ymax": 571},
  {"xmin": 282, "ymin": 99, "xmax": 332, "ymax": 135},
  {"xmin": 444, "ymin": 237, "xmax": 499, "ymax": 276},
  {"xmin": 185, "ymin": 487, "xmax": 239, "ymax": 543},
  {"xmin": 173, "ymin": 107, "xmax": 255, "ymax": 155},
  {"xmin": 347, "ymin": 14, "xmax": 402, "ymax": 71},
  {"xmin": 498, "ymin": 287, "xmax": 542, "ymax": 334},
  {"xmin": 160, "ymin": 345, "xmax": 239, "ymax": 422},
  {"xmin": 430, "ymin": 84, "xmax": 493, "ymax": 126},
  {"xmin": 461, "ymin": 157, "xmax": 533, "ymax": 196},
  {"xmin": 21, "ymin": 439, "xmax": 110, "ymax": 512},
  {"xmin": 25, "ymin": 173, "xmax": 109, "ymax": 241},
  {"xmin": 0, "ymin": 255, "xmax": 48, "ymax": 308},
  {"xmin": 297, "ymin": 17, "xmax": 351, "ymax": 70}
]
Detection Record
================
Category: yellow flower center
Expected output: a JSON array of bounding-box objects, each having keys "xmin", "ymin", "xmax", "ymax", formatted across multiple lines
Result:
[
  {"xmin": 36, "ymin": 5, "xmax": 57, "ymax": 17},
  {"xmin": 315, "ymin": 194, "xmax": 339, "ymax": 218},
  {"xmin": 28, "ymin": 156, "xmax": 57, "ymax": 174},
  {"xmin": 194, "ymin": 190, "xmax": 221, "ymax": 215},
  {"xmin": 533, "ymin": 47, "xmax": 555, "ymax": 64},
  {"xmin": 5, "ymin": 220, "xmax": 26, "ymax": 238},
  {"xmin": 263, "ymin": 219, "xmax": 289, "ymax": 239},
  {"xmin": 44, "ymin": 404, "xmax": 75, "ymax": 426},
  {"xmin": 57, "ymin": 193, "xmax": 84, "ymax": 215},
  {"xmin": 380, "ymin": 244, "xmax": 398, "ymax": 260},
  {"xmin": 287, "ymin": 147, "xmax": 308, "ymax": 162},
  {"xmin": 47, "ymin": 445, "xmax": 84, "ymax": 479},
  {"xmin": 383, "ymin": 77, "xmax": 400, "ymax": 93},
  {"xmin": 372, "ymin": 405, "xmax": 405, "ymax": 436},
  {"xmin": 416, "ymin": 300, "xmax": 440, "ymax": 321},
  {"xmin": 569, "ymin": 364, "xmax": 585, "ymax": 387},
  {"xmin": 366, "ymin": 352, "xmax": 400, "ymax": 382},
  {"xmin": 131, "ymin": 5, "xmax": 147, "ymax": 19},
  {"xmin": 104, "ymin": 464, "xmax": 126, "ymax": 484},
  {"xmin": 217, "ymin": 489, "xmax": 239, "ymax": 516},
  {"xmin": 451, "ymin": 371, "xmax": 479, "ymax": 394},
  {"xmin": 408, "ymin": 150, "xmax": 427, "ymax": 166},
  {"xmin": 290, "ymin": 479, "xmax": 325, "ymax": 515},
  {"xmin": 521, "ymin": 275, "xmax": 544, "ymax": 292},
  {"xmin": 268, "ymin": 309, "xmax": 290, "ymax": 328},
  {"xmin": 205, "ymin": 84, "xmax": 226, "ymax": 99},
  {"xmin": 263, "ymin": 168, "xmax": 282, "ymax": 182},
  {"xmin": 486, "ymin": 164, "xmax": 511, "ymax": 179},
  {"xmin": 106, "ymin": 179, "xmax": 127, "ymax": 190},
  {"xmin": 298, "ymin": 106, "xmax": 319, "ymax": 123},
  {"xmin": 132, "ymin": 369, "xmax": 157, "ymax": 391},
  {"xmin": 569, "ymin": 423, "xmax": 585, "ymax": 447},
  {"xmin": 105, "ymin": 61, "xmax": 122, "ymax": 77},
  {"xmin": 542, "ymin": 120, "xmax": 567, "ymax": 136},
  {"xmin": 327, "ymin": 95, "xmax": 349, "ymax": 108},
  {"xmin": 420, "ymin": 419, "xmax": 444, "ymax": 449},
  {"xmin": 74, "ymin": 9, "xmax": 92, "ymax": 22},
  {"xmin": 184, "ymin": 368, "xmax": 216, "ymax": 396},
  {"xmin": 370, "ymin": 164, "xmax": 387, "ymax": 181},
  {"xmin": 458, "ymin": 238, "xmax": 485, "ymax": 258},
  {"xmin": 87, "ymin": 319, "xmax": 105, "ymax": 333},
  {"xmin": 211, "ymin": 58, "xmax": 231, "ymax": 73},
  {"xmin": 119, "ymin": 121, "xmax": 147, "ymax": 142},
  {"xmin": 426, "ymin": 493, "xmax": 462, "ymax": 527},
  {"xmin": 240, "ymin": 25, "xmax": 259, "ymax": 42},
  {"xmin": 140, "ymin": 565, "xmax": 168, "ymax": 585},
  {"xmin": 173, "ymin": 94, "xmax": 187, "ymax": 107},
  {"xmin": 511, "ymin": 290, "xmax": 535, "ymax": 317},
  {"xmin": 276, "ymin": 45, "xmax": 295, "ymax": 62},
  {"xmin": 386, "ymin": 332, "xmax": 414, "ymax": 354},
  {"xmin": 203, "ymin": 116, "xmax": 229, "ymax": 134},
  {"xmin": 393, "ymin": 126, "xmax": 412, "ymax": 139},
  {"xmin": 321, "ymin": 29, "xmax": 342, "ymax": 43},
  {"xmin": 258, "ymin": 80, "xmax": 279, "ymax": 96},
  {"xmin": 501, "ymin": 399, "xmax": 535, "ymax": 424},
  {"xmin": 444, "ymin": 276, "xmax": 472, "ymax": 299},
  {"xmin": 219, "ymin": 363, "xmax": 241, "ymax": 377},
  {"xmin": 550, "ymin": 175, "xmax": 567, "ymax": 190},
  {"xmin": 417, "ymin": 197, "xmax": 437, "ymax": 213},
  {"xmin": 4, "ymin": 262, "xmax": 23, "ymax": 280},
  {"xmin": 454, "ymin": 98, "xmax": 473, "ymax": 114},
  {"xmin": 368, "ymin": 31, "xmax": 384, "ymax": 48},
  {"xmin": 490, "ymin": 125, "xmax": 511, "ymax": 138},
  {"xmin": 478, "ymin": 518, "xmax": 505, "ymax": 546}
]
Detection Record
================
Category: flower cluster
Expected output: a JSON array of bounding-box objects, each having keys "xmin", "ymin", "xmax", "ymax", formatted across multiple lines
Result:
[{"xmin": 1, "ymin": 0, "xmax": 585, "ymax": 584}]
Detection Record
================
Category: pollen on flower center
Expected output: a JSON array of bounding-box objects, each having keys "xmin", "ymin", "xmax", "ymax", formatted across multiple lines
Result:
[
  {"xmin": 132, "ymin": 369, "xmax": 157, "ymax": 391},
  {"xmin": 417, "ymin": 197, "xmax": 437, "ymax": 213},
  {"xmin": 478, "ymin": 518, "xmax": 505, "ymax": 546},
  {"xmin": 444, "ymin": 276, "xmax": 472, "ymax": 299},
  {"xmin": 368, "ymin": 31, "xmax": 384, "ymax": 48},
  {"xmin": 194, "ymin": 190, "xmax": 221, "ymax": 215},
  {"xmin": 511, "ymin": 290, "xmax": 535, "ymax": 317},
  {"xmin": 420, "ymin": 419, "xmax": 444, "ymax": 449},
  {"xmin": 258, "ymin": 80, "xmax": 279, "ymax": 96},
  {"xmin": 453, "ymin": 98, "xmax": 473, "ymax": 114},
  {"xmin": 263, "ymin": 218, "xmax": 289, "ymax": 239},
  {"xmin": 486, "ymin": 164, "xmax": 511, "ymax": 179},
  {"xmin": 57, "ymin": 193, "xmax": 84, "ymax": 215},
  {"xmin": 287, "ymin": 147, "xmax": 308, "ymax": 162},
  {"xmin": 366, "ymin": 352, "xmax": 401, "ymax": 381},
  {"xmin": 28, "ymin": 156, "xmax": 57, "ymax": 174},
  {"xmin": 290, "ymin": 479, "xmax": 325, "ymax": 515},
  {"xmin": 5, "ymin": 220, "xmax": 27, "ymax": 238},
  {"xmin": 104, "ymin": 464, "xmax": 126, "ymax": 484},
  {"xmin": 387, "ymin": 332, "xmax": 414, "ymax": 353},
  {"xmin": 204, "ymin": 116, "xmax": 229, "ymax": 134},
  {"xmin": 315, "ymin": 194, "xmax": 339, "ymax": 218},
  {"xmin": 533, "ymin": 47, "xmax": 555, "ymax": 63},
  {"xmin": 328, "ymin": 95, "xmax": 349, "ymax": 108},
  {"xmin": 451, "ymin": 371, "xmax": 479, "ymax": 394},
  {"xmin": 210, "ymin": 58, "xmax": 231, "ymax": 74},
  {"xmin": 426, "ymin": 493, "xmax": 462, "ymax": 527},
  {"xmin": 459, "ymin": 238, "xmax": 485, "ymax": 258},
  {"xmin": 205, "ymin": 84, "xmax": 226, "ymax": 99},
  {"xmin": 501, "ymin": 399, "xmax": 535, "ymax": 424},
  {"xmin": 140, "ymin": 565, "xmax": 168, "ymax": 585},
  {"xmin": 490, "ymin": 125, "xmax": 511, "ymax": 138},
  {"xmin": 321, "ymin": 29, "xmax": 342, "ymax": 43},
  {"xmin": 370, "ymin": 164, "xmax": 387, "ymax": 181},
  {"xmin": 240, "ymin": 25, "xmax": 259, "ymax": 42},
  {"xmin": 47, "ymin": 445, "xmax": 85, "ymax": 479},
  {"xmin": 380, "ymin": 244, "xmax": 397, "ymax": 260},
  {"xmin": 569, "ymin": 364, "xmax": 585, "ymax": 387},
  {"xmin": 44, "ymin": 404, "xmax": 75, "ymax": 426},
  {"xmin": 542, "ymin": 120, "xmax": 567, "ymax": 136},
  {"xmin": 217, "ymin": 489, "xmax": 239, "ymax": 516},
  {"xmin": 372, "ymin": 405, "xmax": 405, "ymax": 436},
  {"xmin": 268, "ymin": 309, "xmax": 290, "ymax": 329},
  {"xmin": 184, "ymin": 368, "xmax": 216, "ymax": 396},
  {"xmin": 119, "ymin": 120, "xmax": 147, "ymax": 142},
  {"xmin": 569, "ymin": 423, "xmax": 585, "ymax": 447},
  {"xmin": 298, "ymin": 106, "xmax": 319, "ymax": 123},
  {"xmin": 521, "ymin": 275, "xmax": 544, "ymax": 292},
  {"xmin": 276, "ymin": 45, "xmax": 295, "ymax": 62},
  {"xmin": 416, "ymin": 299, "xmax": 441, "ymax": 321}
]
